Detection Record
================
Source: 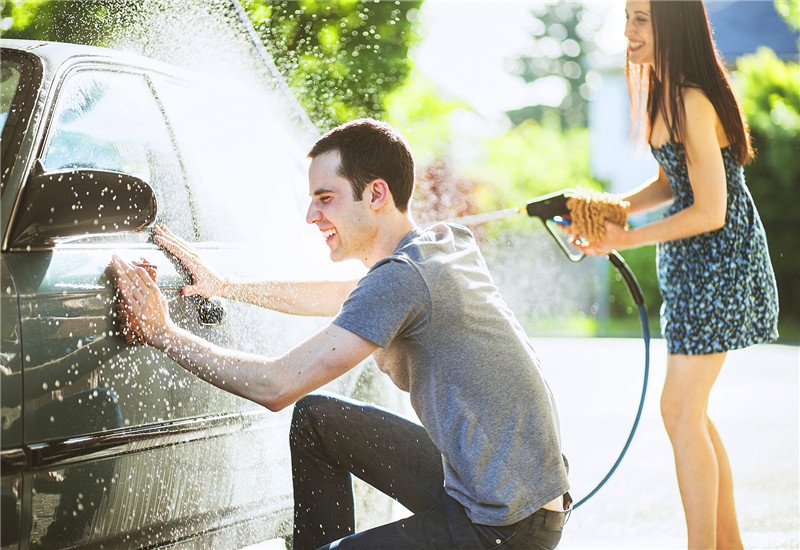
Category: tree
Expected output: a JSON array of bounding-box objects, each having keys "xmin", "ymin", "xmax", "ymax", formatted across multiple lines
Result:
[
  {"xmin": 736, "ymin": 47, "xmax": 800, "ymax": 327},
  {"xmin": 0, "ymin": 0, "xmax": 123, "ymax": 45},
  {"xmin": 1, "ymin": 0, "xmax": 423, "ymax": 130},
  {"xmin": 244, "ymin": 0, "xmax": 423, "ymax": 129},
  {"xmin": 506, "ymin": 1, "xmax": 604, "ymax": 129},
  {"xmin": 775, "ymin": 0, "xmax": 800, "ymax": 37}
]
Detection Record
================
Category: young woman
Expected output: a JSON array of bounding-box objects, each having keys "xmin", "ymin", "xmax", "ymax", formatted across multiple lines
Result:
[{"xmin": 579, "ymin": 1, "xmax": 779, "ymax": 547}]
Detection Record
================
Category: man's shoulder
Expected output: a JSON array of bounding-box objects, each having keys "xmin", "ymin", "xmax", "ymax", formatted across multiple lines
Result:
[{"xmin": 394, "ymin": 223, "xmax": 477, "ymax": 258}]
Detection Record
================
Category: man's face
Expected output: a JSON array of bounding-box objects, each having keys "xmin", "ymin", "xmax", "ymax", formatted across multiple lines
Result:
[{"xmin": 306, "ymin": 150, "xmax": 376, "ymax": 264}]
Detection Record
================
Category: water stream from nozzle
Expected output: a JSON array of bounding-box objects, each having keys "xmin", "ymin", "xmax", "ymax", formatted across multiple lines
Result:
[{"xmin": 443, "ymin": 207, "xmax": 524, "ymax": 226}]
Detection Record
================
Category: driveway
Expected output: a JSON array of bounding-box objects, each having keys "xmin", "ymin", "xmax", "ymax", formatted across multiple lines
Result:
[{"xmin": 537, "ymin": 338, "xmax": 799, "ymax": 549}]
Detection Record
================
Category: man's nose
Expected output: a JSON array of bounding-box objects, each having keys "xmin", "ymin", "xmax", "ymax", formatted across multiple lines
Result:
[{"xmin": 306, "ymin": 202, "xmax": 321, "ymax": 225}]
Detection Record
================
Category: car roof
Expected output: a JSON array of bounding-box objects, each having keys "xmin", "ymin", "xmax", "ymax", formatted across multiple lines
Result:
[{"xmin": 0, "ymin": 38, "xmax": 189, "ymax": 79}]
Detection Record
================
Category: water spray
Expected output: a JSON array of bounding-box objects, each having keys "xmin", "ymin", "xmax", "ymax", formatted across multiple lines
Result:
[
  {"xmin": 227, "ymin": 0, "xmax": 318, "ymax": 138},
  {"xmin": 450, "ymin": 190, "xmax": 651, "ymax": 510}
]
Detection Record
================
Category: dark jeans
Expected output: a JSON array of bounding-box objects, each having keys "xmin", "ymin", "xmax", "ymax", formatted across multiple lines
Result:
[{"xmin": 290, "ymin": 393, "xmax": 565, "ymax": 550}]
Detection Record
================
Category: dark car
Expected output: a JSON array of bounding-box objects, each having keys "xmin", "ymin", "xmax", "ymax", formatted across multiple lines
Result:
[{"xmin": 1, "ymin": 39, "xmax": 386, "ymax": 549}]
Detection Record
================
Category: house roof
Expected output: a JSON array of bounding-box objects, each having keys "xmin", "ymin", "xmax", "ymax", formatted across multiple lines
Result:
[{"xmin": 706, "ymin": 0, "xmax": 799, "ymax": 62}]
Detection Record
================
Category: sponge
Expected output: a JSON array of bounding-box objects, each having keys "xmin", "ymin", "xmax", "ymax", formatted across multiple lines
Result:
[
  {"xmin": 566, "ymin": 189, "xmax": 629, "ymax": 242},
  {"xmin": 116, "ymin": 259, "xmax": 158, "ymax": 346}
]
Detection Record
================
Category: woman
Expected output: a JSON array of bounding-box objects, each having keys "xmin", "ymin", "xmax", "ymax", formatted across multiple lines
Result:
[{"xmin": 579, "ymin": 1, "xmax": 779, "ymax": 547}]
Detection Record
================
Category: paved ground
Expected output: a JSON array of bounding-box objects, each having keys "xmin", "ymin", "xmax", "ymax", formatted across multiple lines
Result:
[
  {"xmin": 247, "ymin": 338, "xmax": 799, "ymax": 549},
  {"xmin": 537, "ymin": 338, "xmax": 799, "ymax": 549}
]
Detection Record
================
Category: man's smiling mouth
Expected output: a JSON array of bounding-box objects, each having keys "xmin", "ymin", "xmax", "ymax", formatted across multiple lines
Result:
[{"xmin": 323, "ymin": 228, "xmax": 337, "ymax": 241}]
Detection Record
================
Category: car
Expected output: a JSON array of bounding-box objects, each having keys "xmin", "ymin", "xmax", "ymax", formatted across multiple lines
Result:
[{"xmin": 0, "ymin": 39, "xmax": 390, "ymax": 549}]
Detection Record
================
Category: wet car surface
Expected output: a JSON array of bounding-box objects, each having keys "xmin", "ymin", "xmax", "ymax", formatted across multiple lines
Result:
[{"xmin": 1, "ymin": 39, "xmax": 379, "ymax": 549}]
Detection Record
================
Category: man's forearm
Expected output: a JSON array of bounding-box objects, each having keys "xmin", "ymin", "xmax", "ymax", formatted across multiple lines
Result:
[
  {"xmin": 151, "ymin": 320, "xmax": 374, "ymax": 413},
  {"xmin": 218, "ymin": 279, "xmax": 358, "ymax": 317},
  {"xmin": 154, "ymin": 325, "xmax": 285, "ymax": 410}
]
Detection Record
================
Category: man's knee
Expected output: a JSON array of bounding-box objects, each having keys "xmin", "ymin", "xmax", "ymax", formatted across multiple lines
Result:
[
  {"xmin": 292, "ymin": 393, "xmax": 341, "ymax": 425},
  {"xmin": 290, "ymin": 393, "xmax": 348, "ymax": 450}
]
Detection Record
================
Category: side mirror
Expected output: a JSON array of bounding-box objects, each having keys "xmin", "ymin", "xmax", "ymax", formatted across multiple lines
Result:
[{"xmin": 7, "ymin": 168, "xmax": 157, "ymax": 250}]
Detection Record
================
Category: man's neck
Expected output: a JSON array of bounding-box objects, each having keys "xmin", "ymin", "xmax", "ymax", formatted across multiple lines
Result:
[{"xmin": 363, "ymin": 214, "xmax": 416, "ymax": 268}]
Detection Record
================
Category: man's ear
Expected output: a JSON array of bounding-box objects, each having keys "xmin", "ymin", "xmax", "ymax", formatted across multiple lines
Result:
[{"xmin": 367, "ymin": 179, "xmax": 392, "ymax": 211}]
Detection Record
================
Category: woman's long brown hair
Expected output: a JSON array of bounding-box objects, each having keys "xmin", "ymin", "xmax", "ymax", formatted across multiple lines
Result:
[{"xmin": 626, "ymin": 0, "xmax": 753, "ymax": 165}]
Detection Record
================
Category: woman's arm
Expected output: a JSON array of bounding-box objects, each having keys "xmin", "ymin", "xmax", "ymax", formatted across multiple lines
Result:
[{"xmin": 621, "ymin": 167, "xmax": 674, "ymax": 217}]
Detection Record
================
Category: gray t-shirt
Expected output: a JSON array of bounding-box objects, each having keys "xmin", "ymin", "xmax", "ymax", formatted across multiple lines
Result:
[{"xmin": 333, "ymin": 223, "xmax": 569, "ymax": 525}]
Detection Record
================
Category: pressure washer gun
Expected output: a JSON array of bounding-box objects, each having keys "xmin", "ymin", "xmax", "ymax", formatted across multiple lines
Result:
[
  {"xmin": 523, "ymin": 190, "xmax": 582, "ymax": 262},
  {"xmin": 523, "ymin": 189, "xmax": 644, "ymax": 308}
]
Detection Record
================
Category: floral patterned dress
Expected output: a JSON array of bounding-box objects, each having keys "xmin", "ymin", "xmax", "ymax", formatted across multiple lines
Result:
[{"xmin": 652, "ymin": 141, "xmax": 779, "ymax": 355}]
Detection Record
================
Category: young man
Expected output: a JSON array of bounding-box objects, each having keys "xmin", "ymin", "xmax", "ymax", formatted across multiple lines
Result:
[{"xmin": 111, "ymin": 118, "xmax": 570, "ymax": 549}]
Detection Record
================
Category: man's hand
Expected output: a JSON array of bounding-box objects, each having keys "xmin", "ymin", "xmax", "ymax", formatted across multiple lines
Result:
[
  {"xmin": 110, "ymin": 255, "xmax": 174, "ymax": 349},
  {"xmin": 153, "ymin": 225, "xmax": 226, "ymax": 299}
]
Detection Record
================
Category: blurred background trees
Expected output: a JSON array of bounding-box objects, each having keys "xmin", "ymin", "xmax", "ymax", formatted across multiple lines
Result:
[
  {"xmin": 738, "ymin": 48, "xmax": 800, "ymax": 334},
  {"xmin": 504, "ymin": 2, "xmax": 603, "ymax": 129}
]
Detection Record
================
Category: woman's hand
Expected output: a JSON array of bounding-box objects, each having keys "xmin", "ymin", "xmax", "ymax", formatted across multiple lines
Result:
[
  {"xmin": 110, "ymin": 255, "xmax": 174, "ymax": 349},
  {"xmin": 153, "ymin": 225, "xmax": 226, "ymax": 299},
  {"xmin": 573, "ymin": 222, "xmax": 632, "ymax": 256}
]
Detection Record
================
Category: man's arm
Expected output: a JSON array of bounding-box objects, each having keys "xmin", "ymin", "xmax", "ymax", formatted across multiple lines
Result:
[
  {"xmin": 153, "ymin": 225, "xmax": 357, "ymax": 317},
  {"xmin": 215, "ymin": 279, "xmax": 357, "ymax": 318},
  {"xmin": 110, "ymin": 256, "xmax": 376, "ymax": 411}
]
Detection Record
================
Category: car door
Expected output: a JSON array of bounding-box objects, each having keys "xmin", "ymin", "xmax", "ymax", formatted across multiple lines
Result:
[{"xmin": 4, "ymin": 59, "xmax": 294, "ymax": 548}]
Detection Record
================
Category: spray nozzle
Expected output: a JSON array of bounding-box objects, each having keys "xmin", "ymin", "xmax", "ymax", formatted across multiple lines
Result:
[
  {"xmin": 522, "ymin": 190, "xmax": 584, "ymax": 262},
  {"xmin": 523, "ymin": 190, "xmax": 573, "ymax": 223}
]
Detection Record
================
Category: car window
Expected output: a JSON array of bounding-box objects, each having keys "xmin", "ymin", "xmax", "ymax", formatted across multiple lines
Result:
[
  {"xmin": 41, "ymin": 69, "xmax": 195, "ymax": 239},
  {"xmin": 0, "ymin": 59, "xmax": 22, "ymax": 135},
  {"xmin": 152, "ymin": 75, "xmax": 313, "ymax": 241}
]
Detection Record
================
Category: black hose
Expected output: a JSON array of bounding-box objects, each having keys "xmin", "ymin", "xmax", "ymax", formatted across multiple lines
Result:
[{"xmin": 572, "ymin": 261, "xmax": 650, "ymax": 508}]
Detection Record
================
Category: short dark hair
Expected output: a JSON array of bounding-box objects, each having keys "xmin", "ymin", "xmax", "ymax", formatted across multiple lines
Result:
[{"xmin": 308, "ymin": 118, "xmax": 415, "ymax": 212}]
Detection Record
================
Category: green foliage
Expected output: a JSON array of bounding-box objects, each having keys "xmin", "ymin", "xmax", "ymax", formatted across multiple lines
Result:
[
  {"xmin": 2, "ymin": 0, "xmax": 423, "ymax": 132},
  {"xmin": 384, "ymin": 72, "xmax": 468, "ymax": 168},
  {"xmin": 243, "ymin": 0, "xmax": 423, "ymax": 130},
  {"xmin": 1, "ymin": 0, "xmax": 122, "ymax": 45},
  {"xmin": 775, "ymin": 0, "xmax": 800, "ymax": 31},
  {"xmin": 465, "ymin": 119, "xmax": 599, "ymax": 212},
  {"xmin": 736, "ymin": 47, "xmax": 800, "ymax": 325}
]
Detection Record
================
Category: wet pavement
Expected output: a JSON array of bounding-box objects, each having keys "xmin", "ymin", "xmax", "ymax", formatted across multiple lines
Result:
[{"xmin": 247, "ymin": 338, "xmax": 799, "ymax": 549}]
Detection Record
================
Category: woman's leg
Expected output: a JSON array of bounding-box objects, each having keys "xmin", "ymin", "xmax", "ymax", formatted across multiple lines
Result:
[
  {"xmin": 660, "ymin": 352, "xmax": 741, "ymax": 549},
  {"xmin": 706, "ymin": 418, "xmax": 743, "ymax": 549}
]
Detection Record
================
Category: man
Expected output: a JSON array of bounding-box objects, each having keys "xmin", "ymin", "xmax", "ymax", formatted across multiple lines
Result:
[{"xmin": 111, "ymin": 118, "xmax": 570, "ymax": 549}]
